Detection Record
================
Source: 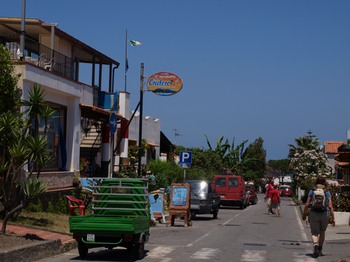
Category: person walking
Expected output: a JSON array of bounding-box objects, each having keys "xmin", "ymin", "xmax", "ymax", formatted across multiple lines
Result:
[
  {"xmin": 264, "ymin": 180, "xmax": 274, "ymax": 214},
  {"xmin": 271, "ymin": 184, "xmax": 282, "ymax": 217},
  {"xmin": 302, "ymin": 177, "xmax": 335, "ymax": 258}
]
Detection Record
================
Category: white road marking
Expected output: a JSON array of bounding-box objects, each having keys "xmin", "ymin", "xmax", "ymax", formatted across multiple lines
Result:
[
  {"xmin": 147, "ymin": 246, "xmax": 175, "ymax": 258},
  {"xmin": 160, "ymin": 258, "xmax": 172, "ymax": 262},
  {"xmin": 241, "ymin": 250, "xmax": 267, "ymax": 261},
  {"xmin": 186, "ymin": 227, "xmax": 218, "ymax": 247},
  {"xmin": 293, "ymin": 204, "xmax": 309, "ymax": 242},
  {"xmin": 190, "ymin": 248, "xmax": 218, "ymax": 260}
]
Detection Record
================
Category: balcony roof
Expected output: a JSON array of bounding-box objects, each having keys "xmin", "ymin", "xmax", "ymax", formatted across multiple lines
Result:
[{"xmin": 0, "ymin": 17, "xmax": 119, "ymax": 67}]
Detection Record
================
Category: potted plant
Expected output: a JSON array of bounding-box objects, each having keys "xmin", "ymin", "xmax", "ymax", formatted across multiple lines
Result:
[
  {"xmin": 73, "ymin": 172, "xmax": 80, "ymax": 187},
  {"xmin": 79, "ymin": 158, "xmax": 90, "ymax": 177}
]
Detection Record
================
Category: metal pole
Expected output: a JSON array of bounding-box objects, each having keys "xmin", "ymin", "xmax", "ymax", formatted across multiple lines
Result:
[
  {"xmin": 125, "ymin": 30, "xmax": 128, "ymax": 92},
  {"xmin": 138, "ymin": 63, "xmax": 144, "ymax": 177},
  {"xmin": 19, "ymin": 0, "xmax": 26, "ymax": 60}
]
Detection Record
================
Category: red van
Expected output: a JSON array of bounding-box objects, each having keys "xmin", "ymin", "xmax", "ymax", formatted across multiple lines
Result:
[{"xmin": 212, "ymin": 175, "xmax": 248, "ymax": 209}]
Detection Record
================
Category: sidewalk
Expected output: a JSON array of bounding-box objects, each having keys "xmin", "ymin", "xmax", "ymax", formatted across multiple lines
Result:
[
  {"xmin": 295, "ymin": 200, "xmax": 350, "ymax": 261},
  {"xmin": 0, "ymin": 221, "xmax": 77, "ymax": 262}
]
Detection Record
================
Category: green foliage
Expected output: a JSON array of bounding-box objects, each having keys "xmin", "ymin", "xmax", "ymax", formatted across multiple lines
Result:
[
  {"xmin": 23, "ymin": 176, "xmax": 49, "ymax": 200},
  {"xmin": 24, "ymin": 199, "xmax": 42, "ymax": 212},
  {"xmin": 128, "ymin": 139, "xmax": 149, "ymax": 166},
  {"xmin": 46, "ymin": 197, "xmax": 54, "ymax": 213},
  {"xmin": 330, "ymin": 186, "xmax": 350, "ymax": 212},
  {"xmin": 55, "ymin": 193, "xmax": 67, "ymax": 214},
  {"xmin": 288, "ymin": 130, "xmax": 321, "ymax": 158},
  {"xmin": 147, "ymin": 159, "xmax": 183, "ymax": 189},
  {"xmin": 242, "ymin": 137, "xmax": 267, "ymax": 181},
  {"xmin": 268, "ymin": 159, "xmax": 290, "ymax": 175}
]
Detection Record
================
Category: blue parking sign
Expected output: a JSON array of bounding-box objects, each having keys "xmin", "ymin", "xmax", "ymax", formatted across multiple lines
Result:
[{"xmin": 180, "ymin": 151, "xmax": 192, "ymax": 168}]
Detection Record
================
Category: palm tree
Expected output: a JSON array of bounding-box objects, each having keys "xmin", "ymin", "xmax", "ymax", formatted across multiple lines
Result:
[{"xmin": 288, "ymin": 130, "xmax": 320, "ymax": 158}]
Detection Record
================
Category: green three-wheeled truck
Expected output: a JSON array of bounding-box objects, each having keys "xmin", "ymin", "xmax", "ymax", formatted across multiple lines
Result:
[{"xmin": 68, "ymin": 178, "xmax": 150, "ymax": 260}]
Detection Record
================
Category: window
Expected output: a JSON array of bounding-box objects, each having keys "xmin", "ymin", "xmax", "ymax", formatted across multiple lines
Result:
[
  {"xmin": 31, "ymin": 102, "xmax": 66, "ymax": 171},
  {"xmin": 228, "ymin": 178, "xmax": 238, "ymax": 187},
  {"xmin": 216, "ymin": 178, "xmax": 226, "ymax": 187}
]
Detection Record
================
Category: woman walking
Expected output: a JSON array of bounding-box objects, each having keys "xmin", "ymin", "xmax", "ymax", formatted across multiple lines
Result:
[{"xmin": 302, "ymin": 177, "xmax": 335, "ymax": 258}]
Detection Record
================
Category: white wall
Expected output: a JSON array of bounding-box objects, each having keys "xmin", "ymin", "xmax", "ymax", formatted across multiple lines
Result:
[{"xmin": 18, "ymin": 63, "xmax": 95, "ymax": 173}]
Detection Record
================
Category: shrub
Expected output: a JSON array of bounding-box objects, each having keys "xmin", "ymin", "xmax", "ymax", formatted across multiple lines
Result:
[{"xmin": 330, "ymin": 186, "xmax": 350, "ymax": 212}]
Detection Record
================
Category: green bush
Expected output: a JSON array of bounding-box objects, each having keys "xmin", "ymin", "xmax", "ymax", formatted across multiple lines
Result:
[
  {"xmin": 55, "ymin": 193, "xmax": 68, "ymax": 214},
  {"xmin": 46, "ymin": 196, "xmax": 54, "ymax": 213},
  {"xmin": 24, "ymin": 199, "xmax": 42, "ymax": 212},
  {"xmin": 330, "ymin": 186, "xmax": 350, "ymax": 212}
]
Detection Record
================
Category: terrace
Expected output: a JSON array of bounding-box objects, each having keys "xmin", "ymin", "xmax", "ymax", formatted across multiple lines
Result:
[{"xmin": 0, "ymin": 17, "xmax": 120, "ymax": 95}]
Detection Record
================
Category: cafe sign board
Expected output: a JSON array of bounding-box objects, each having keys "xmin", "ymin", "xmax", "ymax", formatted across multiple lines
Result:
[{"xmin": 147, "ymin": 72, "xmax": 183, "ymax": 96}]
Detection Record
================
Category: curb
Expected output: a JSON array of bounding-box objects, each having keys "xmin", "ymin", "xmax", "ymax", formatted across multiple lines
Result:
[{"xmin": 0, "ymin": 238, "xmax": 63, "ymax": 262}]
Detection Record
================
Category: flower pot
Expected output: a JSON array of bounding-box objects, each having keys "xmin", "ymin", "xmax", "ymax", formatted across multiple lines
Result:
[{"xmin": 80, "ymin": 173, "xmax": 86, "ymax": 178}]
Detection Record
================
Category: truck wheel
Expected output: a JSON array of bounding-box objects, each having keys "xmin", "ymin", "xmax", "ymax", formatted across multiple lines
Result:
[
  {"xmin": 213, "ymin": 209, "xmax": 218, "ymax": 219},
  {"xmin": 135, "ymin": 240, "xmax": 145, "ymax": 260},
  {"xmin": 78, "ymin": 242, "xmax": 88, "ymax": 258}
]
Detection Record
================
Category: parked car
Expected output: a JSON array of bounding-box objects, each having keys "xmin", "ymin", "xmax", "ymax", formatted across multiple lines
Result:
[
  {"xmin": 212, "ymin": 175, "xmax": 249, "ymax": 209},
  {"xmin": 185, "ymin": 180, "xmax": 220, "ymax": 219},
  {"xmin": 280, "ymin": 185, "xmax": 293, "ymax": 197},
  {"xmin": 246, "ymin": 184, "xmax": 258, "ymax": 205}
]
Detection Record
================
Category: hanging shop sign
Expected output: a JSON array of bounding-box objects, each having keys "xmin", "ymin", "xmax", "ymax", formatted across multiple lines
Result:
[{"xmin": 147, "ymin": 72, "xmax": 183, "ymax": 96}]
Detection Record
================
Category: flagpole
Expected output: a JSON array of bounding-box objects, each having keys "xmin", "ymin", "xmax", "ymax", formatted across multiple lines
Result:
[{"xmin": 125, "ymin": 29, "xmax": 127, "ymax": 92}]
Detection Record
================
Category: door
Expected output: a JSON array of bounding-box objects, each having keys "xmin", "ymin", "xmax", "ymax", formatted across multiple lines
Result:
[{"xmin": 227, "ymin": 177, "xmax": 240, "ymax": 200}]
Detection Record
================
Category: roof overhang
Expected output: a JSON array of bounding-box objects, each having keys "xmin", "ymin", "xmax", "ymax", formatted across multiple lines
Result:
[
  {"xmin": 0, "ymin": 17, "xmax": 120, "ymax": 66},
  {"xmin": 334, "ymin": 153, "xmax": 350, "ymax": 162},
  {"xmin": 148, "ymin": 143, "xmax": 160, "ymax": 147},
  {"xmin": 80, "ymin": 104, "xmax": 125, "ymax": 123}
]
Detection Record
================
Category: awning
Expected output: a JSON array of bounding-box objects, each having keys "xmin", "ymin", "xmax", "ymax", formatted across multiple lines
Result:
[
  {"xmin": 80, "ymin": 104, "xmax": 125, "ymax": 123},
  {"xmin": 334, "ymin": 153, "xmax": 350, "ymax": 162},
  {"xmin": 148, "ymin": 143, "xmax": 160, "ymax": 147}
]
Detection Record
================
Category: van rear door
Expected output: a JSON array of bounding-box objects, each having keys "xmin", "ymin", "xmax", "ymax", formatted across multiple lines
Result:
[
  {"xmin": 227, "ymin": 177, "xmax": 240, "ymax": 200},
  {"xmin": 213, "ymin": 176, "xmax": 227, "ymax": 200}
]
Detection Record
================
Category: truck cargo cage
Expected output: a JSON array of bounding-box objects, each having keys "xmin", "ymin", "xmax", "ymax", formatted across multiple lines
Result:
[{"xmin": 90, "ymin": 177, "xmax": 149, "ymax": 216}]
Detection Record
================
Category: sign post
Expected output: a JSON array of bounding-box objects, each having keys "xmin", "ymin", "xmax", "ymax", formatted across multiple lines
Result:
[{"xmin": 179, "ymin": 151, "xmax": 192, "ymax": 182}]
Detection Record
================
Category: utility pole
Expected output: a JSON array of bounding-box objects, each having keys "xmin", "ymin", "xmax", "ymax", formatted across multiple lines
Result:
[{"xmin": 173, "ymin": 129, "xmax": 182, "ymax": 145}]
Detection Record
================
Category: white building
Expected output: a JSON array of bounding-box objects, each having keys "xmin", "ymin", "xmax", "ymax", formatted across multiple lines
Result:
[{"xmin": 1, "ymin": 17, "xmax": 162, "ymax": 189}]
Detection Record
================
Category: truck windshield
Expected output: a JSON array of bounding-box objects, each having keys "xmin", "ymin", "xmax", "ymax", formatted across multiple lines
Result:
[{"xmin": 188, "ymin": 181, "xmax": 208, "ymax": 200}]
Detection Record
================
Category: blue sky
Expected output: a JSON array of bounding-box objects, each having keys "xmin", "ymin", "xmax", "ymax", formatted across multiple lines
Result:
[{"xmin": 2, "ymin": 1, "xmax": 350, "ymax": 160}]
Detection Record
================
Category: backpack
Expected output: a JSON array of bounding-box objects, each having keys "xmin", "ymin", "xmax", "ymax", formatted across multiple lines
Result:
[{"xmin": 310, "ymin": 186, "xmax": 328, "ymax": 212}]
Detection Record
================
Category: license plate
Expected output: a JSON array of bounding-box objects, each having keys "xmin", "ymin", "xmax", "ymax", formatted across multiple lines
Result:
[
  {"xmin": 220, "ymin": 195, "xmax": 225, "ymax": 199},
  {"xmin": 87, "ymin": 234, "xmax": 95, "ymax": 242}
]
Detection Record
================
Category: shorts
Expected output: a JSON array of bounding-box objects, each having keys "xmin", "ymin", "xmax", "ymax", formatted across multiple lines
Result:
[
  {"xmin": 310, "ymin": 211, "xmax": 329, "ymax": 235},
  {"xmin": 267, "ymin": 198, "xmax": 272, "ymax": 210},
  {"xmin": 272, "ymin": 202, "xmax": 280, "ymax": 210}
]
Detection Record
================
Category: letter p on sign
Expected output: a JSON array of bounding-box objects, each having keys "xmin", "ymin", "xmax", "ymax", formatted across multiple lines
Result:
[{"xmin": 180, "ymin": 151, "xmax": 192, "ymax": 165}]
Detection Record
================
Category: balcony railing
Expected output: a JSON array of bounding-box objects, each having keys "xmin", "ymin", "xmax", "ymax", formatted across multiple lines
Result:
[{"xmin": 1, "ymin": 34, "xmax": 75, "ymax": 81}]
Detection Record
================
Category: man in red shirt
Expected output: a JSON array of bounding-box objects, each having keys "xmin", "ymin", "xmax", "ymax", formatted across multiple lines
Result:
[
  {"xmin": 264, "ymin": 180, "xmax": 274, "ymax": 215},
  {"xmin": 271, "ymin": 184, "xmax": 282, "ymax": 217}
]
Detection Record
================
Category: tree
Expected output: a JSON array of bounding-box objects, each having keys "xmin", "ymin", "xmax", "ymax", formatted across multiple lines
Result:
[
  {"xmin": 289, "ymin": 149, "xmax": 333, "ymax": 202},
  {"xmin": 268, "ymin": 159, "xmax": 290, "ymax": 180},
  {"xmin": 242, "ymin": 137, "xmax": 267, "ymax": 182},
  {"xmin": 288, "ymin": 130, "xmax": 320, "ymax": 158},
  {"xmin": 0, "ymin": 45, "xmax": 54, "ymax": 233}
]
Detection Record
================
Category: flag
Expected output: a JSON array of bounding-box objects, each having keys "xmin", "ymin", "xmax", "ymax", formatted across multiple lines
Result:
[{"xmin": 128, "ymin": 39, "xmax": 142, "ymax": 46}]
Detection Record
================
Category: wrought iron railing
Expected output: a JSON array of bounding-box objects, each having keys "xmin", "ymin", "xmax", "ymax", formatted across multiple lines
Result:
[{"xmin": 1, "ymin": 34, "xmax": 75, "ymax": 80}]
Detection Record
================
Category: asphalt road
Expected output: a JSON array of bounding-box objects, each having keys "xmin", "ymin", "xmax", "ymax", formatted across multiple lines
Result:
[{"xmin": 37, "ymin": 194, "xmax": 350, "ymax": 262}]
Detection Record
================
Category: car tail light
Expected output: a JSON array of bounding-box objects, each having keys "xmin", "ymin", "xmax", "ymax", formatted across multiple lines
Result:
[{"xmin": 124, "ymin": 234, "xmax": 132, "ymax": 241}]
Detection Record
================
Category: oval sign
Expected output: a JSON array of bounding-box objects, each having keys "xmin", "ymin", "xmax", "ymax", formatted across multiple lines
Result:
[{"xmin": 147, "ymin": 72, "xmax": 183, "ymax": 96}]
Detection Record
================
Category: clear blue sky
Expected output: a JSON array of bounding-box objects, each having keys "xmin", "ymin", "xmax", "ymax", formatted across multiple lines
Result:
[{"xmin": 3, "ymin": 1, "xmax": 350, "ymax": 160}]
